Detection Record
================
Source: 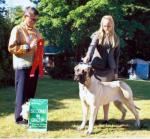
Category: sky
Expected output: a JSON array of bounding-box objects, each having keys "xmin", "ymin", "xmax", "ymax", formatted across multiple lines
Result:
[{"xmin": 5, "ymin": 0, "xmax": 35, "ymax": 9}]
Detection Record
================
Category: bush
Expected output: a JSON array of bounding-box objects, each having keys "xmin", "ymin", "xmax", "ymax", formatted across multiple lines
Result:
[
  {"xmin": 45, "ymin": 53, "xmax": 74, "ymax": 80},
  {"xmin": 0, "ymin": 15, "xmax": 14, "ymax": 87}
]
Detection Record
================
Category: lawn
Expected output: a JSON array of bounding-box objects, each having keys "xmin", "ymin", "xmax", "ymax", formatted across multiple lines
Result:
[{"xmin": 0, "ymin": 76, "xmax": 150, "ymax": 138}]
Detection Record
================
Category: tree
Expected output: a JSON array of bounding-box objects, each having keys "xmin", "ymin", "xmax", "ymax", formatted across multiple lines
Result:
[
  {"xmin": 9, "ymin": 6, "xmax": 23, "ymax": 25},
  {"xmin": 0, "ymin": 0, "xmax": 14, "ymax": 87},
  {"xmin": 37, "ymin": 0, "xmax": 71, "ymax": 50},
  {"xmin": 0, "ymin": 0, "xmax": 5, "ymax": 13}
]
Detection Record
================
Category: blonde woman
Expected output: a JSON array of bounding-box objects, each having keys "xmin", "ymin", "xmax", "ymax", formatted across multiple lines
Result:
[{"xmin": 83, "ymin": 15, "xmax": 120, "ymax": 124}]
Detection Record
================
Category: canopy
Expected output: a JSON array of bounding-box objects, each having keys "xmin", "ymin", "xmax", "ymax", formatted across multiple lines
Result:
[{"xmin": 44, "ymin": 46, "xmax": 63, "ymax": 55}]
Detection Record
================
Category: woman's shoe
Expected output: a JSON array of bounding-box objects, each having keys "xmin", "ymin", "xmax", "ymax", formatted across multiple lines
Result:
[{"xmin": 101, "ymin": 120, "xmax": 109, "ymax": 124}]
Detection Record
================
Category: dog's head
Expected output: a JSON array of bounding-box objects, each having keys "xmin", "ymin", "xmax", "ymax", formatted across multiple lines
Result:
[{"xmin": 74, "ymin": 63, "xmax": 93, "ymax": 86}]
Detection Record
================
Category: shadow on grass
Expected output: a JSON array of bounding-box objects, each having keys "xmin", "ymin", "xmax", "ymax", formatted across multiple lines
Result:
[
  {"xmin": 47, "ymin": 120, "xmax": 80, "ymax": 131},
  {"xmin": 94, "ymin": 118, "xmax": 150, "ymax": 134},
  {"xmin": 0, "ymin": 77, "xmax": 78, "ymax": 117},
  {"xmin": 0, "ymin": 87, "xmax": 15, "ymax": 117},
  {"xmin": 47, "ymin": 118, "xmax": 150, "ymax": 132}
]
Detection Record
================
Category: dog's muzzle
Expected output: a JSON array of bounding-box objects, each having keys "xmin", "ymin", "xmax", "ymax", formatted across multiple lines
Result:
[{"xmin": 74, "ymin": 73, "xmax": 86, "ymax": 84}]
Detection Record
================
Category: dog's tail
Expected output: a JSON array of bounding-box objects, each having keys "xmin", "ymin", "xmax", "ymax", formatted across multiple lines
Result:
[
  {"xmin": 119, "ymin": 81, "xmax": 141, "ymax": 110},
  {"xmin": 119, "ymin": 81, "xmax": 132, "ymax": 99}
]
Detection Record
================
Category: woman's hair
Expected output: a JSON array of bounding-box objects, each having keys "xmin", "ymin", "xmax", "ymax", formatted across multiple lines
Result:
[
  {"xmin": 24, "ymin": 6, "xmax": 39, "ymax": 17},
  {"xmin": 96, "ymin": 15, "xmax": 119, "ymax": 48}
]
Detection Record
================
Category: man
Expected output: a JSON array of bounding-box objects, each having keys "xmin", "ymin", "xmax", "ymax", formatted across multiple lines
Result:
[{"xmin": 8, "ymin": 7, "xmax": 42, "ymax": 125}]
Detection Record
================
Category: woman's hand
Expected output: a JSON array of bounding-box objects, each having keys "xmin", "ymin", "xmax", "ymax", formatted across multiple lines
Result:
[
  {"xmin": 82, "ymin": 56, "xmax": 90, "ymax": 63},
  {"xmin": 114, "ymin": 74, "xmax": 118, "ymax": 80}
]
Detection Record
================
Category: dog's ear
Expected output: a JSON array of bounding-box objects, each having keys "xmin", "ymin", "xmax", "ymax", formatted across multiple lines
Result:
[
  {"xmin": 74, "ymin": 65, "xmax": 78, "ymax": 71},
  {"xmin": 88, "ymin": 67, "xmax": 94, "ymax": 77}
]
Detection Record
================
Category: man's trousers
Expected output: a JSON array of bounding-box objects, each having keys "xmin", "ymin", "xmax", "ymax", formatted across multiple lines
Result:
[{"xmin": 15, "ymin": 67, "xmax": 39, "ymax": 122}]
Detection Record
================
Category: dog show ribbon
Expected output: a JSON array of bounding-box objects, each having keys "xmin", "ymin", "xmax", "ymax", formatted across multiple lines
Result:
[{"xmin": 30, "ymin": 39, "xmax": 44, "ymax": 78}]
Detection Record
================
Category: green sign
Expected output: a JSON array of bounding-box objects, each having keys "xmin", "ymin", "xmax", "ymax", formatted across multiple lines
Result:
[{"xmin": 29, "ymin": 99, "xmax": 48, "ymax": 131}]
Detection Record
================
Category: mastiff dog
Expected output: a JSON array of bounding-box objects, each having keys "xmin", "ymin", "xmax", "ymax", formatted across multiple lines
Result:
[{"xmin": 74, "ymin": 63, "xmax": 140, "ymax": 134}]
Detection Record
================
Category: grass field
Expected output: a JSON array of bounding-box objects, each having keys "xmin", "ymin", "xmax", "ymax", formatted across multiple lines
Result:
[{"xmin": 0, "ymin": 76, "xmax": 150, "ymax": 138}]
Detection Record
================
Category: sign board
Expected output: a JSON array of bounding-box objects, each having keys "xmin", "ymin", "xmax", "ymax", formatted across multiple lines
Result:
[{"xmin": 28, "ymin": 99, "xmax": 48, "ymax": 131}]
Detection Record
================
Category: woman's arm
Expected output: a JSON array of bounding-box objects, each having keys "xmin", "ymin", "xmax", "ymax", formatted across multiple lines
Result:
[
  {"xmin": 114, "ymin": 45, "xmax": 120, "ymax": 75},
  {"xmin": 83, "ymin": 33, "xmax": 98, "ymax": 63}
]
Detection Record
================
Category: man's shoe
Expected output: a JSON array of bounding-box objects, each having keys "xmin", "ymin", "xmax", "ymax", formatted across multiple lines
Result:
[{"xmin": 16, "ymin": 119, "xmax": 28, "ymax": 125}]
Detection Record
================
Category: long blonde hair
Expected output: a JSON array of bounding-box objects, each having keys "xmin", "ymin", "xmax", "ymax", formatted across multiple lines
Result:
[{"xmin": 96, "ymin": 15, "xmax": 119, "ymax": 48}]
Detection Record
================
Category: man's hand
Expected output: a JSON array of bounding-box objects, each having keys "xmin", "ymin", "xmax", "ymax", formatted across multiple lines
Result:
[{"xmin": 30, "ymin": 39, "xmax": 37, "ymax": 49}]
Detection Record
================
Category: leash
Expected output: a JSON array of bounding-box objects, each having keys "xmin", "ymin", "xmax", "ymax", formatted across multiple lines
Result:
[{"xmin": 93, "ymin": 72, "xmax": 102, "ymax": 81}]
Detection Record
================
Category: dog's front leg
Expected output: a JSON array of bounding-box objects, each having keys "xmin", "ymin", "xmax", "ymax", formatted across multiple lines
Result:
[
  {"xmin": 86, "ymin": 105, "xmax": 97, "ymax": 134},
  {"xmin": 78, "ymin": 101, "xmax": 88, "ymax": 131}
]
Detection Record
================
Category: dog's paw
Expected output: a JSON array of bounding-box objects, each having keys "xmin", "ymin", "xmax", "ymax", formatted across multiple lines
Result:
[
  {"xmin": 77, "ymin": 126, "xmax": 84, "ymax": 131},
  {"xmin": 84, "ymin": 130, "xmax": 93, "ymax": 135},
  {"xmin": 135, "ymin": 120, "xmax": 141, "ymax": 128}
]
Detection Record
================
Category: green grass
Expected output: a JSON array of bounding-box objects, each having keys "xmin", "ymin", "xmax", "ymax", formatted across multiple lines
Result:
[{"xmin": 0, "ymin": 76, "xmax": 150, "ymax": 137}]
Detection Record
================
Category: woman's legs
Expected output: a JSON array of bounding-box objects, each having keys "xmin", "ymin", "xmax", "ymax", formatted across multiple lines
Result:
[
  {"xmin": 103, "ymin": 70, "xmax": 115, "ymax": 123},
  {"xmin": 94, "ymin": 69, "xmax": 114, "ymax": 124}
]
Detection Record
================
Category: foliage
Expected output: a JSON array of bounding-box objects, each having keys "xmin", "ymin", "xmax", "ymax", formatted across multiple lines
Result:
[
  {"xmin": 37, "ymin": 0, "xmax": 71, "ymax": 50},
  {"xmin": 37, "ymin": 1, "xmax": 149, "ymax": 51},
  {"xmin": 119, "ymin": 3, "xmax": 150, "ymax": 75},
  {"xmin": 0, "ymin": 0, "xmax": 5, "ymax": 13},
  {"xmin": 9, "ymin": 6, "xmax": 23, "ymax": 25},
  {"xmin": 37, "ymin": 0, "xmax": 110, "ymax": 53},
  {"xmin": 37, "ymin": 0, "xmax": 75, "ymax": 78},
  {"xmin": 0, "ymin": 2, "xmax": 14, "ymax": 87},
  {"xmin": 45, "ymin": 54, "xmax": 75, "ymax": 79}
]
